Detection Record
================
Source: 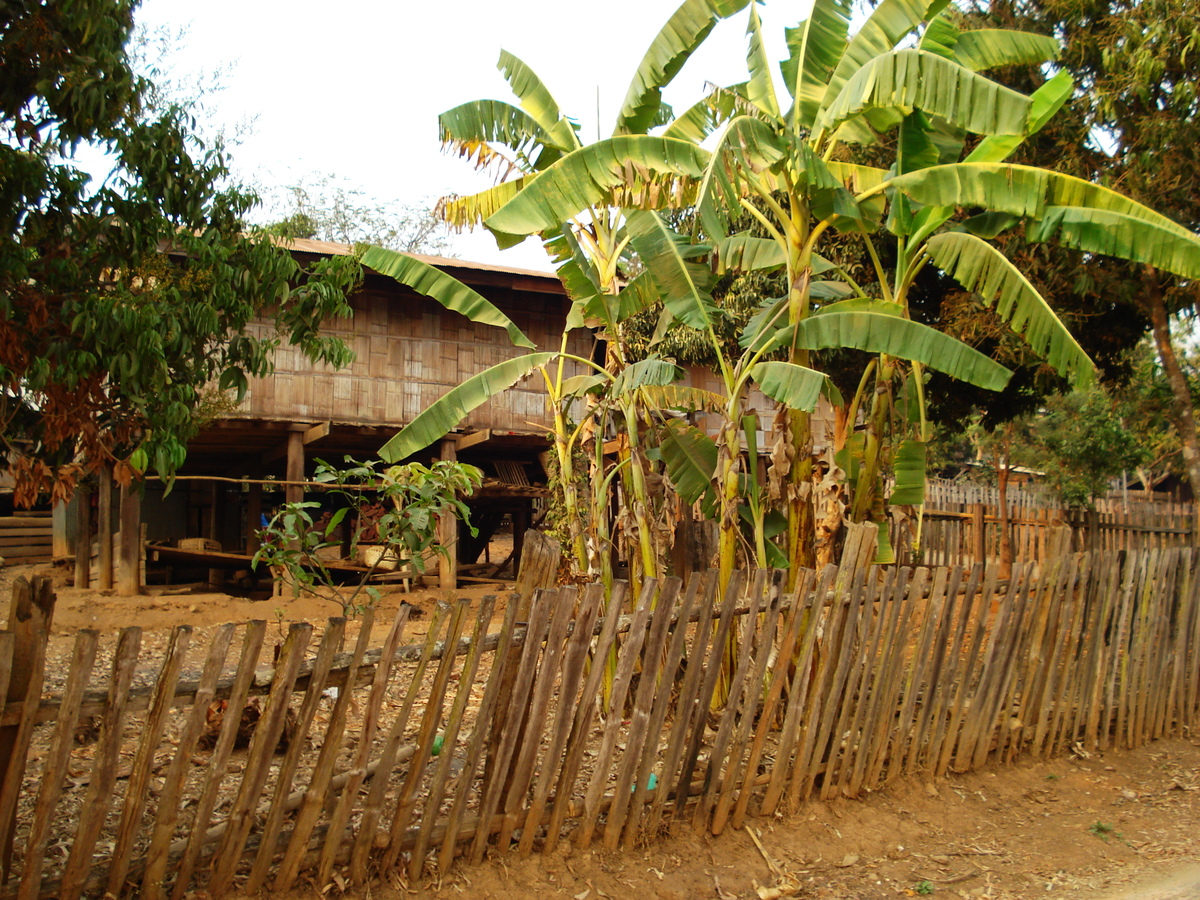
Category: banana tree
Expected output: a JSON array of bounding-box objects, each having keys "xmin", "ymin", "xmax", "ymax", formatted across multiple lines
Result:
[
  {"xmin": 432, "ymin": 0, "xmax": 752, "ymax": 589},
  {"xmin": 472, "ymin": 0, "xmax": 1095, "ymax": 568}
]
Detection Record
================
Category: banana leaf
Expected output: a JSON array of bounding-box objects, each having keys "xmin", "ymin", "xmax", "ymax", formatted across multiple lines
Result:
[
  {"xmin": 890, "ymin": 439, "xmax": 927, "ymax": 505},
  {"xmin": 659, "ymin": 418, "xmax": 720, "ymax": 511},
  {"xmin": 615, "ymin": 0, "xmax": 751, "ymax": 135},
  {"xmin": 497, "ymin": 51, "xmax": 579, "ymax": 151},
  {"xmin": 749, "ymin": 360, "xmax": 827, "ymax": 412},
  {"xmin": 626, "ymin": 209, "xmax": 717, "ymax": 331},
  {"xmin": 792, "ymin": 311, "xmax": 1013, "ymax": 390},
  {"xmin": 924, "ymin": 232, "xmax": 1095, "ymax": 388},
  {"xmin": 485, "ymin": 136, "xmax": 709, "ymax": 235},
  {"xmin": 817, "ymin": 49, "xmax": 1033, "ymax": 138},
  {"xmin": 378, "ymin": 352, "xmax": 557, "ymax": 462},
  {"xmin": 361, "ymin": 246, "xmax": 535, "ymax": 349}
]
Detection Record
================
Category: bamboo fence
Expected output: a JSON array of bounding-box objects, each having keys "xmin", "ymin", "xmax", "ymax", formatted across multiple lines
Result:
[
  {"xmin": 903, "ymin": 479, "xmax": 1197, "ymax": 567},
  {"xmin": 2, "ymin": 531, "xmax": 1200, "ymax": 897}
]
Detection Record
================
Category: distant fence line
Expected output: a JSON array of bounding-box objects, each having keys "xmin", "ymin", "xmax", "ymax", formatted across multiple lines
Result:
[
  {"xmin": 905, "ymin": 478, "xmax": 1196, "ymax": 568},
  {"xmin": 1, "ymin": 528, "xmax": 1199, "ymax": 897}
]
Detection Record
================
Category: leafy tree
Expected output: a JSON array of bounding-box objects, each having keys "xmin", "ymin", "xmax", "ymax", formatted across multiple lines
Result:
[
  {"xmin": 961, "ymin": 0, "xmax": 1200, "ymax": 506},
  {"xmin": 263, "ymin": 175, "xmax": 454, "ymax": 256},
  {"xmin": 0, "ymin": 0, "xmax": 358, "ymax": 505}
]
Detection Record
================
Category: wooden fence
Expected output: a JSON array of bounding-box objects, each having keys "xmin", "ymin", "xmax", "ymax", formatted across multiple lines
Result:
[
  {"xmin": 907, "ymin": 478, "xmax": 1196, "ymax": 567},
  {"xmin": 2, "ymin": 532, "xmax": 1200, "ymax": 897}
]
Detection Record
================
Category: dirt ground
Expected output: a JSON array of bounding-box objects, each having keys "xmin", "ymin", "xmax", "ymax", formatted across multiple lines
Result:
[{"xmin": 3, "ymin": 562, "xmax": 1200, "ymax": 900}]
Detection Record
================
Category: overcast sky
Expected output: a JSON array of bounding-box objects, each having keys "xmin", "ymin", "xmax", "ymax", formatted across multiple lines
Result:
[{"xmin": 133, "ymin": 0, "xmax": 800, "ymax": 270}]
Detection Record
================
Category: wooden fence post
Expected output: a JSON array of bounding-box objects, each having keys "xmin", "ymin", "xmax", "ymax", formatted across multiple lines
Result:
[
  {"xmin": 0, "ymin": 576, "xmax": 55, "ymax": 884},
  {"xmin": 971, "ymin": 503, "xmax": 986, "ymax": 564}
]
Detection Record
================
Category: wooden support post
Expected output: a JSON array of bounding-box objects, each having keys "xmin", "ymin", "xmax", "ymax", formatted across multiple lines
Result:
[
  {"xmin": 73, "ymin": 485, "xmax": 91, "ymax": 589},
  {"xmin": 285, "ymin": 428, "xmax": 305, "ymax": 507},
  {"xmin": 118, "ymin": 482, "xmax": 142, "ymax": 596},
  {"xmin": 51, "ymin": 500, "xmax": 69, "ymax": 559},
  {"xmin": 97, "ymin": 464, "xmax": 114, "ymax": 591},
  {"xmin": 512, "ymin": 503, "xmax": 530, "ymax": 578},
  {"xmin": 206, "ymin": 483, "xmax": 223, "ymax": 589},
  {"xmin": 245, "ymin": 478, "xmax": 263, "ymax": 556},
  {"xmin": 438, "ymin": 439, "xmax": 458, "ymax": 591}
]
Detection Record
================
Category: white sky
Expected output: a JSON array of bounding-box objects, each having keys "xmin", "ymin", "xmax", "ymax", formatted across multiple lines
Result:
[{"xmin": 133, "ymin": 0, "xmax": 802, "ymax": 270}]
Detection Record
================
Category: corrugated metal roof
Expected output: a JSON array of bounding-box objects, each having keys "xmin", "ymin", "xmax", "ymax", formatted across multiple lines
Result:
[{"xmin": 279, "ymin": 237, "xmax": 560, "ymax": 282}]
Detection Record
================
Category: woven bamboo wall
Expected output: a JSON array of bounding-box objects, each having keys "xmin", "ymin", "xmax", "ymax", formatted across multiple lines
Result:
[{"xmin": 233, "ymin": 282, "xmax": 590, "ymax": 433}]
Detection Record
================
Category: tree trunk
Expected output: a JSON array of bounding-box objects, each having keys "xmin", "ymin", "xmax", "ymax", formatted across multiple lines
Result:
[{"xmin": 1143, "ymin": 275, "xmax": 1200, "ymax": 517}]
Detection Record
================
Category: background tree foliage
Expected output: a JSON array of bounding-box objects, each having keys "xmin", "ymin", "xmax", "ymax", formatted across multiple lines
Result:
[
  {"xmin": 960, "ymin": 0, "xmax": 1200, "ymax": 499},
  {"xmin": 263, "ymin": 175, "xmax": 454, "ymax": 256},
  {"xmin": 0, "ymin": 0, "xmax": 358, "ymax": 505}
]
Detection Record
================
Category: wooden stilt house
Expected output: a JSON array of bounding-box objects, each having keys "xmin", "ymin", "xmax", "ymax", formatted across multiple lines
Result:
[{"xmin": 59, "ymin": 240, "xmax": 589, "ymax": 593}]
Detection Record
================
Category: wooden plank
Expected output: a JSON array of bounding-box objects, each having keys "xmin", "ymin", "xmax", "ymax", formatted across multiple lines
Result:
[
  {"xmin": 468, "ymin": 587, "xmax": 557, "ymax": 862},
  {"xmin": 605, "ymin": 579, "xmax": 683, "ymax": 848},
  {"xmin": 759, "ymin": 565, "xmax": 836, "ymax": 816},
  {"xmin": 413, "ymin": 596, "xmax": 498, "ymax": 875},
  {"xmin": 140, "ymin": 623, "xmax": 235, "ymax": 900},
  {"xmin": 644, "ymin": 571, "xmax": 719, "ymax": 834},
  {"xmin": 790, "ymin": 566, "xmax": 867, "ymax": 805},
  {"xmin": 923, "ymin": 565, "xmax": 982, "ymax": 777},
  {"xmin": 117, "ymin": 482, "xmax": 142, "ymax": 595},
  {"xmin": 58, "ymin": 627, "xmax": 143, "ymax": 900},
  {"xmin": 729, "ymin": 568, "xmax": 817, "ymax": 828},
  {"xmin": 903, "ymin": 566, "xmax": 964, "ymax": 777},
  {"xmin": 861, "ymin": 569, "xmax": 924, "ymax": 790},
  {"xmin": 672, "ymin": 570, "xmax": 746, "ymax": 823},
  {"xmin": 455, "ymin": 429, "xmax": 491, "ymax": 450},
  {"xmin": 621, "ymin": 575, "xmax": 705, "ymax": 846},
  {"xmin": 245, "ymin": 618, "xmax": 346, "ymax": 892},
  {"xmin": 73, "ymin": 489, "xmax": 91, "ymax": 589},
  {"xmin": 106, "ymin": 625, "xmax": 193, "ymax": 895},
  {"xmin": 493, "ymin": 585, "xmax": 585, "ymax": 855},
  {"xmin": 170, "ymin": 621, "xmax": 266, "ymax": 900},
  {"xmin": 574, "ymin": 580, "xmax": 659, "ymax": 851},
  {"xmin": 0, "ymin": 576, "xmax": 54, "ymax": 886},
  {"xmin": 97, "ymin": 465, "xmax": 113, "ymax": 591},
  {"xmin": 935, "ymin": 566, "xmax": 998, "ymax": 777},
  {"xmin": 709, "ymin": 573, "xmax": 785, "ymax": 833},
  {"xmin": 437, "ymin": 589, "xmax": 530, "ymax": 868},
  {"xmin": 209, "ymin": 621, "xmax": 314, "ymax": 894},
  {"xmin": 830, "ymin": 569, "xmax": 890, "ymax": 793},
  {"xmin": 273, "ymin": 609, "xmax": 380, "ymax": 892},
  {"xmin": 15, "ymin": 630, "xmax": 98, "ymax": 900},
  {"xmin": 334, "ymin": 602, "xmax": 435, "ymax": 885},
  {"xmin": 516, "ymin": 586, "xmax": 602, "ymax": 856},
  {"xmin": 385, "ymin": 599, "xmax": 474, "ymax": 876}
]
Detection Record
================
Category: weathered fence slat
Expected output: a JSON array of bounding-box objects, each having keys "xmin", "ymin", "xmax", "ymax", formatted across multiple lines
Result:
[
  {"xmin": 316, "ymin": 606, "xmax": 409, "ymax": 887},
  {"xmin": 59, "ymin": 627, "xmax": 142, "ymax": 900},
  {"xmin": 16, "ymin": 630, "xmax": 98, "ymax": 900},
  {"xmin": 412, "ymin": 595, "xmax": 497, "ymax": 875},
  {"xmin": 107, "ymin": 625, "xmax": 193, "ymax": 897},
  {"xmin": 346, "ymin": 599, "xmax": 444, "ymax": 883},
  {"xmin": 604, "ymin": 578, "xmax": 681, "ymax": 849},
  {"xmin": 141, "ymin": 622, "xmax": 235, "ymax": 900},
  {"xmin": 273, "ymin": 608, "xmax": 376, "ymax": 892},
  {"xmin": 209, "ymin": 621, "xmax": 313, "ymax": 894},
  {"xmin": 245, "ymin": 617, "xmax": 346, "ymax": 892}
]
